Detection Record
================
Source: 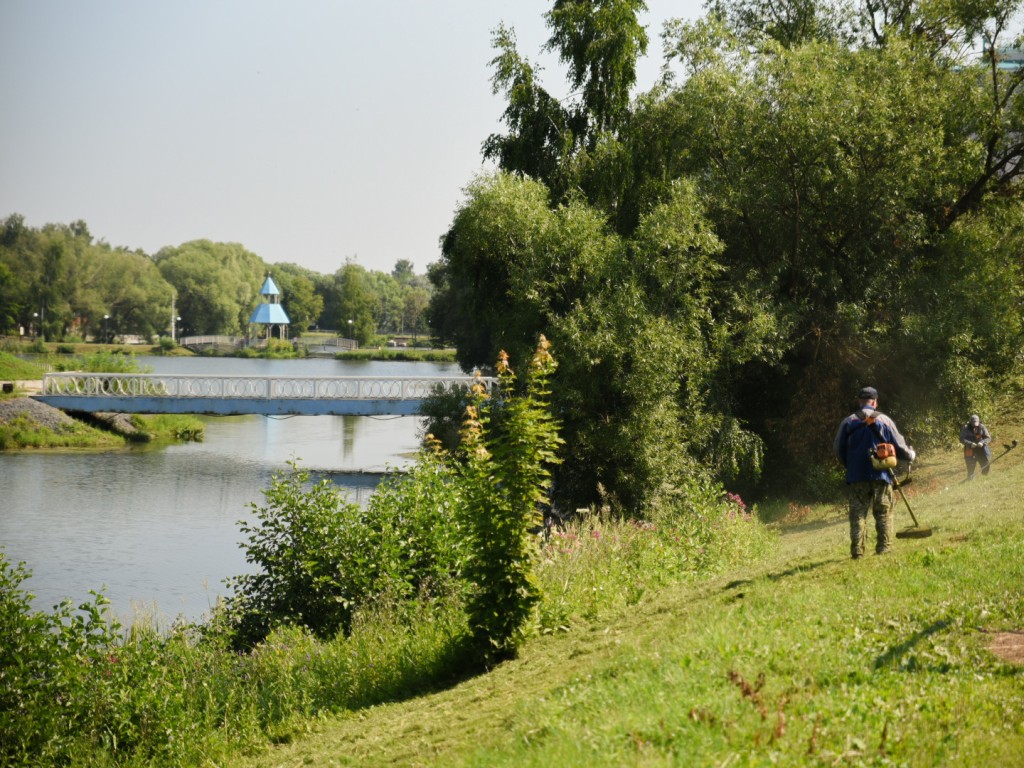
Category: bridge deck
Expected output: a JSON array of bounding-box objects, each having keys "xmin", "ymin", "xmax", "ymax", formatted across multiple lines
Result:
[{"xmin": 32, "ymin": 373, "xmax": 493, "ymax": 416}]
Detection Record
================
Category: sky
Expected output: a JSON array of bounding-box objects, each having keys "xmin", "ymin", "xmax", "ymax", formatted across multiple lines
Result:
[{"xmin": 0, "ymin": 0, "xmax": 705, "ymax": 277}]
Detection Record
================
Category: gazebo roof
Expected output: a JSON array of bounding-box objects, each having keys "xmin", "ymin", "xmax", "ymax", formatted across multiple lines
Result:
[
  {"xmin": 249, "ymin": 303, "xmax": 291, "ymax": 324},
  {"xmin": 259, "ymin": 275, "xmax": 282, "ymax": 296}
]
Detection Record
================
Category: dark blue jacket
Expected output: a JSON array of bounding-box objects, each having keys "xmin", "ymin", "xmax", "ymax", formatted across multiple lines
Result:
[{"xmin": 833, "ymin": 407, "xmax": 916, "ymax": 484}]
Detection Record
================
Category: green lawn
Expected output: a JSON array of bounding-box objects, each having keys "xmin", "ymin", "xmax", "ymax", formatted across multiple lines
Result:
[{"xmin": 234, "ymin": 422, "xmax": 1024, "ymax": 767}]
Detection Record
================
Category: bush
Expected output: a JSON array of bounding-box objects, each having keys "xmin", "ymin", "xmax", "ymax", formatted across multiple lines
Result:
[
  {"xmin": 420, "ymin": 382, "xmax": 474, "ymax": 454},
  {"xmin": 221, "ymin": 457, "xmax": 467, "ymax": 649},
  {"xmin": 0, "ymin": 553, "xmax": 123, "ymax": 765},
  {"xmin": 458, "ymin": 338, "xmax": 563, "ymax": 660},
  {"xmin": 76, "ymin": 351, "xmax": 142, "ymax": 373}
]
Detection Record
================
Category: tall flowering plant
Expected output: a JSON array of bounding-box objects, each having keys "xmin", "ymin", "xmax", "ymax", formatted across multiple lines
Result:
[{"xmin": 459, "ymin": 336, "xmax": 563, "ymax": 660}]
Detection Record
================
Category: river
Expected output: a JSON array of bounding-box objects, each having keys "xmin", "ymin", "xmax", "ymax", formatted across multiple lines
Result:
[{"xmin": 0, "ymin": 355, "xmax": 460, "ymax": 624}]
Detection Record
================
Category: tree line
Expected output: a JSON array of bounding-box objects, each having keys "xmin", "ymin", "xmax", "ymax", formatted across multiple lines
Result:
[
  {"xmin": 0, "ymin": 215, "xmax": 432, "ymax": 346},
  {"xmin": 427, "ymin": 0, "xmax": 1024, "ymax": 509}
]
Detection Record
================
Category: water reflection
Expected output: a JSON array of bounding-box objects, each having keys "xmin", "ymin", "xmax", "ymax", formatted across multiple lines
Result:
[{"xmin": 0, "ymin": 356, "xmax": 458, "ymax": 623}]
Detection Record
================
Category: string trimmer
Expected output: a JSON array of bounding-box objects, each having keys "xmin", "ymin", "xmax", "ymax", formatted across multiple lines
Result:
[
  {"xmin": 893, "ymin": 468, "xmax": 933, "ymax": 539},
  {"xmin": 987, "ymin": 438, "xmax": 1019, "ymax": 467}
]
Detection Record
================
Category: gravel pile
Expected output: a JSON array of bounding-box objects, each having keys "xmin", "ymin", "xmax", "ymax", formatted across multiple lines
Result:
[{"xmin": 0, "ymin": 397, "xmax": 79, "ymax": 432}]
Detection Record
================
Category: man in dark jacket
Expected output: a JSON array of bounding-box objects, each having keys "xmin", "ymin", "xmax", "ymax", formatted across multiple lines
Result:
[
  {"xmin": 833, "ymin": 386, "xmax": 916, "ymax": 559},
  {"xmin": 959, "ymin": 414, "xmax": 992, "ymax": 480}
]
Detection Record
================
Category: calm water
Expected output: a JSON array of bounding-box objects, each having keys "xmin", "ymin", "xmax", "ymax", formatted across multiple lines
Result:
[{"xmin": 0, "ymin": 356, "xmax": 460, "ymax": 623}]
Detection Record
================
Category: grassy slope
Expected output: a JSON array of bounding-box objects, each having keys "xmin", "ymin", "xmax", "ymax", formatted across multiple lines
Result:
[
  {"xmin": 235, "ymin": 408, "xmax": 1024, "ymax": 768},
  {"xmin": 0, "ymin": 351, "xmax": 204, "ymax": 446}
]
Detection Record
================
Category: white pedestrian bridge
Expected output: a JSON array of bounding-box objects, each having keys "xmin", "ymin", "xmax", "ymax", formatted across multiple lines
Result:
[{"xmin": 32, "ymin": 372, "xmax": 496, "ymax": 416}]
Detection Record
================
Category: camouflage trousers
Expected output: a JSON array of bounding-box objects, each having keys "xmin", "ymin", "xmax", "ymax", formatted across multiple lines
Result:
[{"xmin": 847, "ymin": 480, "xmax": 894, "ymax": 558}]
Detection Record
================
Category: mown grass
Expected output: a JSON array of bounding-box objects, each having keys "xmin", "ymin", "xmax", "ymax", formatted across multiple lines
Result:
[
  {"xmin": 232, "ymin": 419, "xmax": 1024, "ymax": 767},
  {"xmin": 4, "ymin": 361, "xmax": 1019, "ymax": 766}
]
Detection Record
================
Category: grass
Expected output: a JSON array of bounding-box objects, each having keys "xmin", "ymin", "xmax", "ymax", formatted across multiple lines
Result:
[
  {"xmin": 0, "ymin": 413, "xmax": 125, "ymax": 450},
  {"xmin": 334, "ymin": 348, "xmax": 457, "ymax": 363},
  {"xmin": 231, "ymin": 415, "xmax": 1024, "ymax": 767},
  {"xmin": 0, "ymin": 350, "xmax": 204, "ymax": 447},
  {"xmin": 5, "ymin": 347, "xmax": 1019, "ymax": 766},
  {"xmin": 0, "ymin": 349, "xmax": 46, "ymax": 381}
]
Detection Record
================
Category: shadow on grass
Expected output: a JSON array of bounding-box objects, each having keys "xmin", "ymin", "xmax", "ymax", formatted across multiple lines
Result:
[
  {"xmin": 776, "ymin": 513, "xmax": 847, "ymax": 535},
  {"xmin": 724, "ymin": 558, "xmax": 836, "ymax": 593},
  {"xmin": 347, "ymin": 634, "xmax": 506, "ymax": 715},
  {"xmin": 873, "ymin": 619, "xmax": 952, "ymax": 671}
]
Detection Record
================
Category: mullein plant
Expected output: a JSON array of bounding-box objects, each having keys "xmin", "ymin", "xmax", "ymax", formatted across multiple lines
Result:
[{"xmin": 458, "ymin": 336, "xmax": 564, "ymax": 662}]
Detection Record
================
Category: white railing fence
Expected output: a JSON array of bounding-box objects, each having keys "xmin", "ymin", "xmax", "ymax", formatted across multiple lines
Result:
[{"xmin": 41, "ymin": 373, "xmax": 496, "ymax": 401}]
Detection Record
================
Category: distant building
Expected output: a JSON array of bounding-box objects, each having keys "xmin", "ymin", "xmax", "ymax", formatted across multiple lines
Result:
[
  {"xmin": 249, "ymin": 274, "xmax": 291, "ymax": 340},
  {"xmin": 994, "ymin": 47, "xmax": 1024, "ymax": 71}
]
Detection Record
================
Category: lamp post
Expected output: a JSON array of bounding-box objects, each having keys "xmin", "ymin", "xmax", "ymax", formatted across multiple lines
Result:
[
  {"xmin": 103, "ymin": 315, "xmax": 110, "ymax": 344},
  {"xmin": 32, "ymin": 312, "xmax": 38, "ymax": 340},
  {"xmin": 173, "ymin": 316, "xmax": 181, "ymax": 342}
]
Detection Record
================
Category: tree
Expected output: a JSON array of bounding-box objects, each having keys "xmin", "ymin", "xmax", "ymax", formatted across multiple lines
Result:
[
  {"xmin": 154, "ymin": 241, "xmax": 266, "ymax": 335},
  {"xmin": 545, "ymin": 0, "xmax": 649, "ymax": 138},
  {"xmin": 430, "ymin": 172, "xmax": 762, "ymax": 513},
  {"xmin": 83, "ymin": 247, "xmax": 173, "ymax": 340},
  {"xmin": 484, "ymin": 1, "xmax": 650, "ymax": 200},
  {"xmin": 429, "ymin": 173, "xmax": 555, "ymax": 372},
  {"xmin": 706, "ymin": 0, "xmax": 858, "ymax": 47},
  {"xmin": 327, "ymin": 262, "xmax": 376, "ymax": 345},
  {"xmin": 0, "ymin": 215, "xmax": 34, "ymax": 334},
  {"xmin": 650, "ymin": 16, "xmax": 1024, "ymax": 468},
  {"xmin": 483, "ymin": 24, "xmax": 575, "ymax": 194},
  {"xmin": 440, "ymin": 0, "xmax": 1024, "ymax": 507},
  {"xmin": 391, "ymin": 258, "xmax": 415, "ymax": 285},
  {"xmin": 403, "ymin": 286, "xmax": 430, "ymax": 338},
  {"xmin": 365, "ymin": 270, "xmax": 405, "ymax": 334},
  {"xmin": 270, "ymin": 263, "xmax": 324, "ymax": 335}
]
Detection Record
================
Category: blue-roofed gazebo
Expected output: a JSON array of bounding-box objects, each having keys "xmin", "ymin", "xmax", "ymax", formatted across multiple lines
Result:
[{"xmin": 249, "ymin": 275, "xmax": 291, "ymax": 340}]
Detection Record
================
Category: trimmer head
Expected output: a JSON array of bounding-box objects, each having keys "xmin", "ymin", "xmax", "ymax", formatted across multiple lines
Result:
[{"xmin": 896, "ymin": 526, "xmax": 933, "ymax": 539}]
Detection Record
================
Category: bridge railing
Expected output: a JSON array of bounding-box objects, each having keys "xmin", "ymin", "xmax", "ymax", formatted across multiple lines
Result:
[
  {"xmin": 41, "ymin": 373, "xmax": 497, "ymax": 401},
  {"xmin": 178, "ymin": 335, "xmax": 243, "ymax": 348},
  {"xmin": 293, "ymin": 337, "xmax": 358, "ymax": 350}
]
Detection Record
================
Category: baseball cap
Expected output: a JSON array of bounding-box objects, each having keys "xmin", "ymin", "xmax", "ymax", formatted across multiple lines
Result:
[{"xmin": 858, "ymin": 386, "xmax": 878, "ymax": 400}]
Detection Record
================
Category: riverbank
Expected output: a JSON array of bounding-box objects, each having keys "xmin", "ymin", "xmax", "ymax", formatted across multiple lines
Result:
[
  {"xmin": 3, "ymin": 339, "xmax": 456, "ymax": 363},
  {"xmin": 0, "ymin": 393, "xmax": 204, "ymax": 449},
  {"xmin": 0, "ymin": 395, "xmax": 126, "ymax": 449},
  {"xmin": 3, "ymin": 400, "xmax": 1021, "ymax": 767}
]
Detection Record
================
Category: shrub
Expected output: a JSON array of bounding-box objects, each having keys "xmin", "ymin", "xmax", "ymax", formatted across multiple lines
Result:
[
  {"xmin": 0, "ymin": 553, "xmax": 122, "ymax": 765},
  {"xmin": 76, "ymin": 351, "xmax": 142, "ymax": 373},
  {"xmin": 420, "ymin": 382, "xmax": 475, "ymax": 454},
  {"xmin": 221, "ymin": 457, "xmax": 467, "ymax": 649},
  {"xmin": 458, "ymin": 337, "xmax": 563, "ymax": 660}
]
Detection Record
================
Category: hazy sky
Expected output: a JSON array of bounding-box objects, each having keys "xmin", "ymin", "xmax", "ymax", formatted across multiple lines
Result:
[{"xmin": 1, "ymin": 1, "xmax": 703, "ymax": 276}]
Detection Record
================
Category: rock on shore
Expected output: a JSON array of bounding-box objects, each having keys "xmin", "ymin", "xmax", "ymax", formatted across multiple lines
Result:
[
  {"xmin": 0, "ymin": 397, "xmax": 146, "ymax": 440},
  {"xmin": 0, "ymin": 396, "xmax": 80, "ymax": 433}
]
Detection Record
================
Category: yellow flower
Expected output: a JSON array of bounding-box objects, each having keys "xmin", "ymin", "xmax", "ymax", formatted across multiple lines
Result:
[{"xmin": 496, "ymin": 349, "xmax": 512, "ymax": 376}]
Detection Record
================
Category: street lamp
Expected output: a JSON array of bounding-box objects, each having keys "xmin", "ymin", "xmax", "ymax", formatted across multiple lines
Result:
[
  {"xmin": 173, "ymin": 316, "xmax": 181, "ymax": 342},
  {"xmin": 103, "ymin": 314, "xmax": 110, "ymax": 344},
  {"xmin": 32, "ymin": 312, "xmax": 38, "ymax": 340},
  {"xmin": 347, "ymin": 319, "xmax": 354, "ymax": 337}
]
